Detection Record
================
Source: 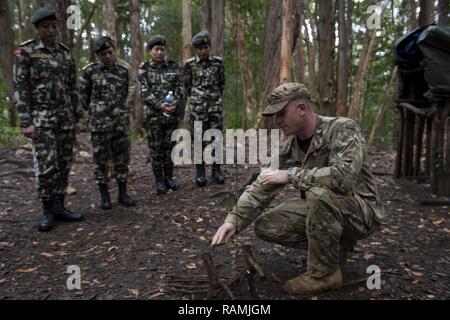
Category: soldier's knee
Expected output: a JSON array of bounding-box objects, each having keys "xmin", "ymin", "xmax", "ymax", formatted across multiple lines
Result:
[
  {"xmin": 306, "ymin": 187, "xmax": 334, "ymax": 209},
  {"xmin": 254, "ymin": 216, "xmax": 271, "ymax": 240}
]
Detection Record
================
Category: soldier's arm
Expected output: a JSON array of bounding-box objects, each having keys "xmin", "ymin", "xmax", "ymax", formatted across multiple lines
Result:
[
  {"xmin": 13, "ymin": 50, "xmax": 32, "ymax": 128},
  {"xmin": 219, "ymin": 61, "xmax": 225, "ymax": 96},
  {"xmin": 69, "ymin": 57, "xmax": 83, "ymax": 123},
  {"xmin": 224, "ymin": 177, "xmax": 285, "ymax": 232},
  {"xmin": 79, "ymin": 68, "xmax": 92, "ymax": 111},
  {"xmin": 291, "ymin": 121, "xmax": 364, "ymax": 194},
  {"xmin": 125, "ymin": 70, "xmax": 137, "ymax": 111},
  {"xmin": 183, "ymin": 62, "xmax": 192, "ymax": 96},
  {"xmin": 137, "ymin": 67, "xmax": 153, "ymax": 105}
]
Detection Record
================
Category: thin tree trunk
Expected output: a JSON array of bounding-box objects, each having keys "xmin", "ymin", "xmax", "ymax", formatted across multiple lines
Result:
[
  {"xmin": 368, "ymin": 67, "xmax": 398, "ymax": 146},
  {"xmin": 0, "ymin": 0, "xmax": 17, "ymax": 126},
  {"xmin": 73, "ymin": 3, "xmax": 97, "ymax": 64},
  {"xmin": 201, "ymin": 0, "xmax": 225, "ymax": 57},
  {"xmin": 348, "ymin": 1, "xmax": 388, "ymax": 121},
  {"xmin": 438, "ymin": 0, "xmax": 449, "ymax": 26},
  {"xmin": 409, "ymin": 0, "xmax": 418, "ymax": 30},
  {"xmin": 295, "ymin": 1, "xmax": 306, "ymax": 83},
  {"xmin": 280, "ymin": 0, "xmax": 295, "ymax": 83},
  {"xmin": 336, "ymin": 0, "xmax": 352, "ymax": 116},
  {"xmin": 236, "ymin": 3, "xmax": 257, "ymax": 129},
  {"xmin": 303, "ymin": 4, "xmax": 318, "ymax": 101},
  {"xmin": 317, "ymin": 0, "xmax": 335, "ymax": 116},
  {"xmin": 418, "ymin": 0, "xmax": 434, "ymax": 27},
  {"xmin": 51, "ymin": 0, "xmax": 73, "ymax": 48},
  {"xmin": 106, "ymin": 0, "xmax": 118, "ymax": 41},
  {"xmin": 19, "ymin": 0, "xmax": 36, "ymax": 41},
  {"xmin": 130, "ymin": 0, "xmax": 144, "ymax": 130},
  {"xmin": 182, "ymin": 0, "xmax": 192, "ymax": 64}
]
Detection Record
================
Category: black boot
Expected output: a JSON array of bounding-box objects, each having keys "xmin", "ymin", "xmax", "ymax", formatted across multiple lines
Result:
[
  {"xmin": 153, "ymin": 166, "xmax": 168, "ymax": 195},
  {"xmin": 118, "ymin": 181, "xmax": 137, "ymax": 207},
  {"xmin": 212, "ymin": 164, "xmax": 225, "ymax": 184},
  {"xmin": 164, "ymin": 162, "xmax": 181, "ymax": 191},
  {"xmin": 53, "ymin": 195, "xmax": 84, "ymax": 222},
  {"xmin": 196, "ymin": 164, "xmax": 207, "ymax": 187},
  {"xmin": 38, "ymin": 200, "xmax": 55, "ymax": 232},
  {"xmin": 98, "ymin": 184, "xmax": 112, "ymax": 210}
]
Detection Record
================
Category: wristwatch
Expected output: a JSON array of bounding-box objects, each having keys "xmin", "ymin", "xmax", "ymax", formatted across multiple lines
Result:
[{"xmin": 287, "ymin": 167, "xmax": 296, "ymax": 183}]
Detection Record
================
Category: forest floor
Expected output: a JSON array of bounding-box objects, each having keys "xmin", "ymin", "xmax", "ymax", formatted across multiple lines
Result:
[{"xmin": 0, "ymin": 134, "xmax": 449, "ymax": 300}]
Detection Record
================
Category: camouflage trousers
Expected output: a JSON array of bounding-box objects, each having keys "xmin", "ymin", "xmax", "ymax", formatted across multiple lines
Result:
[
  {"xmin": 145, "ymin": 119, "xmax": 178, "ymax": 169},
  {"xmin": 31, "ymin": 128, "xmax": 75, "ymax": 201},
  {"xmin": 91, "ymin": 131, "xmax": 130, "ymax": 184},
  {"xmin": 254, "ymin": 187, "xmax": 380, "ymax": 278},
  {"xmin": 189, "ymin": 99, "xmax": 223, "ymax": 150}
]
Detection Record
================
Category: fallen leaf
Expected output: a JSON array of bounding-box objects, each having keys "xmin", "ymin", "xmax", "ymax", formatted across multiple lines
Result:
[
  {"xmin": 40, "ymin": 252, "xmax": 54, "ymax": 258},
  {"xmin": 17, "ymin": 267, "xmax": 38, "ymax": 273},
  {"xmin": 185, "ymin": 263, "xmax": 197, "ymax": 269},
  {"xmin": 129, "ymin": 289, "xmax": 140, "ymax": 298},
  {"xmin": 432, "ymin": 219, "xmax": 444, "ymax": 226},
  {"xmin": 410, "ymin": 271, "xmax": 423, "ymax": 278}
]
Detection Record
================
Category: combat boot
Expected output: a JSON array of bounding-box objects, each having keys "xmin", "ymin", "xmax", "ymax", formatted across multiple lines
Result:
[
  {"xmin": 153, "ymin": 166, "xmax": 168, "ymax": 194},
  {"xmin": 164, "ymin": 162, "xmax": 181, "ymax": 191},
  {"xmin": 283, "ymin": 268, "xmax": 343, "ymax": 295},
  {"xmin": 195, "ymin": 164, "xmax": 207, "ymax": 187},
  {"xmin": 98, "ymin": 183, "xmax": 112, "ymax": 210},
  {"xmin": 118, "ymin": 182, "xmax": 137, "ymax": 207},
  {"xmin": 38, "ymin": 200, "xmax": 55, "ymax": 232},
  {"xmin": 212, "ymin": 163, "xmax": 225, "ymax": 184},
  {"xmin": 53, "ymin": 195, "xmax": 84, "ymax": 222}
]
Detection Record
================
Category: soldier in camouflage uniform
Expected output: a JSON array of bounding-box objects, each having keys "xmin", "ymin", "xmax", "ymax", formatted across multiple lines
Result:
[
  {"xmin": 138, "ymin": 35, "xmax": 182, "ymax": 195},
  {"xmin": 212, "ymin": 83, "xmax": 385, "ymax": 294},
  {"xmin": 79, "ymin": 36, "xmax": 137, "ymax": 210},
  {"xmin": 183, "ymin": 31, "xmax": 225, "ymax": 187},
  {"xmin": 13, "ymin": 5, "xmax": 84, "ymax": 232}
]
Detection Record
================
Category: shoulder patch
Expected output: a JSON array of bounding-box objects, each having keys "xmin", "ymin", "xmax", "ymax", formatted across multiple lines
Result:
[
  {"xmin": 19, "ymin": 39, "xmax": 34, "ymax": 47},
  {"xmin": 83, "ymin": 62, "xmax": 98, "ymax": 71}
]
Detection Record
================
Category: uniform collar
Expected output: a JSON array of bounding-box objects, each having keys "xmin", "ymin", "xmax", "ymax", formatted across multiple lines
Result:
[
  {"xmin": 150, "ymin": 58, "xmax": 168, "ymax": 68},
  {"xmin": 99, "ymin": 61, "xmax": 117, "ymax": 71},
  {"xmin": 34, "ymin": 37, "xmax": 59, "ymax": 52}
]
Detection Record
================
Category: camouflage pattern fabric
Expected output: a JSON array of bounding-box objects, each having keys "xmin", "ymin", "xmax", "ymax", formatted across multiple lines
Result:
[
  {"xmin": 183, "ymin": 55, "xmax": 225, "ymax": 145},
  {"xmin": 138, "ymin": 59, "xmax": 182, "ymax": 168},
  {"xmin": 225, "ymin": 116, "xmax": 385, "ymax": 278},
  {"xmin": 13, "ymin": 38, "xmax": 82, "ymax": 129}
]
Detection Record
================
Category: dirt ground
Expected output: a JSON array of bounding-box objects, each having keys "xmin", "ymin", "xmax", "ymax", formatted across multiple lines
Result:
[{"xmin": 0, "ymin": 135, "xmax": 449, "ymax": 300}]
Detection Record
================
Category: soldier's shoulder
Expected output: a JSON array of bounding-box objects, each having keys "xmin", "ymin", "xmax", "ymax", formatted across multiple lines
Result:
[
  {"xmin": 82, "ymin": 62, "xmax": 99, "ymax": 72},
  {"xmin": 212, "ymin": 56, "xmax": 223, "ymax": 62},
  {"xmin": 116, "ymin": 60, "xmax": 131, "ymax": 74},
  {"xmin": 139, "ymin": 61, "xmax": 150, "ymax": 69},
  {"xmin": 167, "ymin": 59, "xmax": 179, "ymax": 68},
  {"xmin": 186, "ymin": 57, "xmax": 197, "ymax": 64},
  {"xmin": 19, "ymin": 39, "xmax": 35, "ymax": 48},
  {"xmin": 58, "ymin": 42, "xmax": 72, "ymax": 52},
  {"xmin": 17, "ymin": 39, "xmax": 35, "ymax": 54}
]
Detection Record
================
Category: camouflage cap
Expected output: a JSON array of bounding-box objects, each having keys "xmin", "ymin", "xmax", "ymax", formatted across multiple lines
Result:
[
  {"xmin": 93, "ymin": 36, "xmax": 115, "ymax": 53},
  {"xmin": 31, "ymin": 5, "xmax": 57, "ymax": 25},
  {"xmin": 147, "ymin": 35, "xmax": 167, "ymax": 50},
  {"xmin": 192, "ymin": 31, "xmax": 211, "ymax": 48},
  {"xmin": 262, "ymin": 82, "xmax": 311, "ymax": 116}
]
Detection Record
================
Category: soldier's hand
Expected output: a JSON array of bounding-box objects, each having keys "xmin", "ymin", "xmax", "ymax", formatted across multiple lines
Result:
[
  {"xmin": 211, "ymin": 222, "xmax": 236, "ymax": 247},
  {"xmin": 260, "ymin": 170, "xmax": 288, "ymax": 185},
  {"xmin": 75, "ymin": 122, "xmax": 84, "ymax": 134},
  {"xmin": 22, "ymin": 125, "xmax": 36, "ymax": 139}
]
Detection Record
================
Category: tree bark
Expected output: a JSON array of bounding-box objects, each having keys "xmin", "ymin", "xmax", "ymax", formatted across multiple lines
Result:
[
  {"xmin": 236, "ymin": 3, "xmax": 257, "ymax": 129},
  {"xmin": 303, "ymin": 4, "xmax": 318, "ymax": 102},
  {"xmin": 317, "ymin": 0, "xmax": 336, "ymax": 116},
  {"xmin": 73, "ymin": 3, "xmax": 97, "ymax": 64},
  {"xmin": 130, "ymin": 0, "xmax": 144, "ymax": 130},
  {"xmin": 368, "ymin": 67, "xmax": 398, "ymax": 146},
  {"xmin": 409, "ymin": 0, "xmax": 418, "ymax": 30},
  {"xmin": 51, "ymin": 0, "xmax": 74, "ymax": 48},
  {"xmin": 294, "ymin": 1, "xmax": 306, "ymax": 83},
  {"xmin": 182, "ymin": 0, "xmax": 192, "ymax": 64},
  {"xmin": 0, "ymin": 0, "xmax": 17, "ymax": 126},
  {"xmin": 106, "ymin": 0, "xmax": 118, "ymax": 43},
  {"xmin": 336, "ymin": 0, "xmax": 352, "ymax": 116},
  {"xmin": 280, "ymin": 0, "xmax": 295, "ymax": 83},
  {"xmin": 348, "ymin": 1, "xmax": 388, "ymax": 121},
  {"xmin": 418, "ymin": 0, "xmax": 434, "ymax": 27},
  {"xmin": 201, "ymin": 0, "xmax": 225, "ymax": 57},
  {"xmin": 438, "ymin": 0, "xmax": 449, "ymax": 26}
]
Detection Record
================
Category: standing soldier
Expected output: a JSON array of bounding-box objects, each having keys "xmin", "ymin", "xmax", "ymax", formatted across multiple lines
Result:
[
  {"xmin": 138, "ymin": 35, "xmax": 182, "ymax": 195},
  {"xmin": 13, "ymin": 5, "xmax": 84, "ymax": 232},
  {"xmin": 79, "ymin": 36, "xmax": 137, "ymax": 210},
  {"xmin": 184, "ymin": 31, "xmax": 225, "ymax": 187}
]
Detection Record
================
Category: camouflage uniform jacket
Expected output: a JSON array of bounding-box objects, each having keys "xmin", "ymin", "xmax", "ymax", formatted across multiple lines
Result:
[
  {"xmin": 138, "ymin": 59, "xmax": 183, "ymax": 124},
  {"xmin": 225, "ymin": 116, "xmax": 386, "ymax": 232},
  {"xmin": 183, "ymin": 55, "xmax": 225, "ymax": 104},
  {"xmin": 80, "ymin": 61, "xmax": 132, "ymax": 132},
  {"xmin": 13, "ymin": 38, "xmax": 82, "ymax": 129}
]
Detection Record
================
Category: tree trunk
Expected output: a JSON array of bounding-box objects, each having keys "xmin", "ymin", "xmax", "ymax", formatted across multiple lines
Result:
[
  {"xmin": 18, "ymin": 0, "xmax": 37, "ymax": 42},
  {"xmin": 368, "ymin": 67, "xmax": 398, "ymax": 146},
  {"xmin": 106, "ymin": 0, "xmax": 118, "ymax": 43},
  {"xmin": 317, "ymin": 0, "xmax": 335, "ymax": 116},
  {"xmin": 336, "ymin": 0, "xmax": 352, "ymax": 116},
  {"xmin": 201, "ymin": 0, "xmax": 225, "ymax": 57},
  {"xmin": 182, "ymin": 0, "xmax": 192, "ymax": 64},
  {"xmin": 438, "ymin": 0, "xmax": 449, "ymax": 26},
  {"xmin": 279, "ymin": 0, "xmax": 295, "ymax": 83},
  {"xmin": 348, "ymin": 1, "xmax": 388, "ymax": 121},
  {"xmin": 236, "ymin": 3, "xmax": 257, "ymax": 129},
  {"xmin": 130, "ymin": 0, "xmax": 144, "ymax": 130},
  {"xmin": 303, "ymin": 5, "xmax": 318, "ymax": 102},
  {"xmin": 418, "ymin": 0, "xmax": 434, "ymax": 27},
  {"xmin": 0, "ymin": 0, "xmax": 17, "ymax": 126},
  {"xmin": 409, "ymin": 0, "xmax": 418, "ymax": 30},
  {"xmin": 73, "ymin": 3, "xmax": 97, "ymax": 64},
  {"xmin": 51, "ymin": 0, "xmax": 73, "ymax": 48}
]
